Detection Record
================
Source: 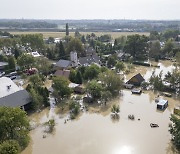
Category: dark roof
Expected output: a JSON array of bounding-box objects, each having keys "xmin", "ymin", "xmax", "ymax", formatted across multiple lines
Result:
[
  {"xmin": 54, "ymin": 70, "xmax": 70, "ymax": 78},
  {"xmin": 85, "ymin": 47, "xmax": 96, "ymax": 55},
  {"xmin": 78, "ymin": 55, "xmax": 100, "ymax": 66},
  {"xmin": 0, "ymin": 90, "xmax": 31, "ymax": 107},
  {"xmin": 55, "ymin": 60, "xmax": 71, "ymax": 68},
  {"xmin": 127, "ymin": 73, "xmax": 145, "ymax": 85}
]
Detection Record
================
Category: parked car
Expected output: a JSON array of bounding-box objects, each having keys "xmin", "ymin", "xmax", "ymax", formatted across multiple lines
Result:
[
  {"xmin": 0, "ymin": 71, "xmax": 5, "ymax": 77},
  {"xmin": 24, "ymin": 68, "xmax": 38, "ymax": 75},
  {"xmin": 10, "ymin": 76, "xmax": 17, "ymax": 80}
]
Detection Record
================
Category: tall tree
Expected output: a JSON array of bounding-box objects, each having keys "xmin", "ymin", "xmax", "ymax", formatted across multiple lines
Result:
[
  {"xmin": 17, "ymin": 54, "xmax": 35, "ymax": 70},
  {"xmin": 52, "ymin": 77, "xmax": 72, "ymax": 98},
  {"xmin": 14, "ymin": 48, "xmax": 20, "ymax": 59},
  {"xmin": 8, "ymin": 56, "xmax": 16, "ymax": 71},
  {"xmin": 75, "ymin": 71, "xmax": 83, "ymax": 84},
  {"xmin": 59, "ymin": 41, "xmax": 66, "ymax": 58},
  {"xmin": 149, "ymin": 41, "xmax": 161, "ymax": 58},
  {"xmin": 66, "ymin": 38, "xmax": 85, "ymax": 56},
  {"xmin": 66, "ymin": 23, "xmax": 69, "ymax": 36},
  {"xmin": 86, "ymin": 80, "xmax": 103, "ymax": 100},
  {"xmin": 124, "ymin": 34, "xmax": 148, "ymax": 60}
]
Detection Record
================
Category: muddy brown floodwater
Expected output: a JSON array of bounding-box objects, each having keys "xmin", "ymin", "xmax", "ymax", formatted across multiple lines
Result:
[{"xmin": 22, "ymin": 61, "xmax": 180, "ymax": 154}]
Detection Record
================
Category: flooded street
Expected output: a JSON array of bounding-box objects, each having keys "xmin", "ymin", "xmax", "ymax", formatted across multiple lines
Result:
[{"xmin": 22, "ymin": 61, "xmax": 180, "ymax": 154}]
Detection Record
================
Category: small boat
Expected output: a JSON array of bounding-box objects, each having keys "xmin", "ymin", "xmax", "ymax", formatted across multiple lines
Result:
[{"xmin": 150, "ymin": 123, "xmax": 159, "ymax": 128}]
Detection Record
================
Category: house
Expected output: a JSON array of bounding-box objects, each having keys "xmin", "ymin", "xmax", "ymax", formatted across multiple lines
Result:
[
  {"xmin": 85, "ymin": 47, "xmax": 96, "ymax": 56},
  {"xmin": 0, "ymin": 62, "xmax": 8, "ymax": 71},
  {"xmin": 78, "ymin": 54, "xmax": 101, "ymax": 66},
  {"xmin": 54, "ymin": 60, "xmax": 72, "ymax": 69},
  {"xmin": 126, "ymin": 73, "xmax": 145, "ymax": 86},
  {"xmin": 157, "ymin": 99, "xmax": 168, "ymax": 110},
  {"xmin": 0, "ymin": 77, "xmax": 31, "ymax": 110},
  {"xmin": 54, "ymin": 70, "xmax": 70, "ymax": 79}
]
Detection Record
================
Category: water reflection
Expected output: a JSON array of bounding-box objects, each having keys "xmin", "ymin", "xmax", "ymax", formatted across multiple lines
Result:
[{"xmin": 113, "ymin": 146, "xmax": 133, "ymax": 154}]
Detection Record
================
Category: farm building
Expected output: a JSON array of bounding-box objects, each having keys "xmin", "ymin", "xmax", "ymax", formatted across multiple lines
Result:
[{"xmin": 126, "ymin": 73, "xmax": 145, "ymax": 86}]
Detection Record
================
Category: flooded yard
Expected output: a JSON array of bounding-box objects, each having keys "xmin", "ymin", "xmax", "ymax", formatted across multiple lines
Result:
[{"xmin": 22, "ymin": 61, "xmax": 180, "ymax": 154}]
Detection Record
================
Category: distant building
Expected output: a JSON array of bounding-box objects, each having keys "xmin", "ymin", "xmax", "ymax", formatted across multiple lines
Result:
[
  {"xmin": 85, "ymin": 47, "xmax": 96, "ymax": 56},
  {"xmin": 78, "ymin": 54, "xmax": 101, "ymax": 66},
  {"xmin": 55, "ymin": 60, "xmax": 72, "ymax": 69},
  {"xmin": 0, "ymin": 77, "xmax": 31, "ymax": 110},
  {"xmin": 126, "ymin": 73, "xmax": 145, "ymax": 86},
  {"xmin": 55, "ymin": 51, "xmax": 101, "ymax": 68}
]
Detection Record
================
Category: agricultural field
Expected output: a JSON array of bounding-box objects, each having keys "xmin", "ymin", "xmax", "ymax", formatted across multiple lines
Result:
[{"xmin": 10, "ymin": 31, "xmax": 149, "ymax": 39}]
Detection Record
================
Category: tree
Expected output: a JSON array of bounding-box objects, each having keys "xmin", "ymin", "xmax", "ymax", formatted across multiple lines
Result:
[
  {"xmin": 176, "ymin": 52, "xmax": 180, "ymax": 65},
  {"xmin": 0, "ymin": 107, "xmax": 30, "ymax": 149},
  {"xmin": 149, "ymin": 41, "xmax": 161, "ymax": 59},
  {"xmin": 163, "ymin": 39, "xmax": 174, "ymax": 55},
  {"xmin": 29, "ymin": 87, "xmax": 43, "ymax": 110},
  {"xmin": 81, "ymin": 35, "xmax": 86, "ymax": 44},
  {"xmin": 66, "ymin": 38, "xmax": 85, "ymax": 56},
  {"xmin": 47, "ymin": 37, "xmax": 55, "ymax": 44},
  {"xmin": 75, "ymin": 30, "xmax": 81, "ymax": 38},
  {"xmin": 149, "ymin": 31, "xmax": 160, "ymax": 40},
  {"xmin": 149, "ymin": 71, "xmax": 164, "ymax": 91},
  {"xmin": 14, "ymin": 48, "xmax": 20, "ymax": 59},
  {"xmin": 0, "ymin": 140, "xmax": 20, "ymax": 154},
  {"xmin": 8, "ymin": 56, "xmax": 16, "ymax": 71},
  {"xmin": 52, "ymin": 77, "xmax": 72, "ymax": 99},
  {"xmin": 99, "ymin": 70, "xmax": 123, "ymax": 95},
  {"xmin": 29, "ymin": 74, "xmax": 43, "ymax": 86},
  {"xmin": 75, "ymin": 71, "xmax": 83, "ymax": 84},
  {"xmin": 66, "ymin": 23, "xmax": 69, "ymax": 36},
  {"xmin": 69, "ymin": 69, "xmax": 77, "ymax": 83},
  {"xmin": 124, "ymin": 34, "xmax": 148, "ymax": 60},
  {"xmin": 115, "ymin": 62, "xmax": 125, "ymax": 72},
  {"xmin": 84, "ymin": 64, "xmax": 100, "ymax": 80},
  {"xmin": 21, "ymin": 34, "xmax": 44, "ymax": 49},
  {"xmin": 17, "ymin": 54, "xmax": 35, "ymax": 70},
  {"xmin": 58, "ymin": 41, "xmax": 66, "ymax": 58},
  {"xmin": 35, "ymin": 57, "xmax": 51, "ymax": 76},
  {"xmin": 169, "ymin": 114, "xmax": 180, "ymax": 150},
  {"xmin": 107, "ymin": 55, "xmax": 117, "ymax": 68},
  {"xmin": 111, "ymin": 104, "xmax": 120, "ymax": 114},
  {"xmin": 86, "ymin": 80, "xmax": 103, "ymax": 100}
]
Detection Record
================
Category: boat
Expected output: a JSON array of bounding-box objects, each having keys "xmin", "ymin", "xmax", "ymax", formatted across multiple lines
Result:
[{"xmin": 150, "ymin": 123, "xmax": 159, "ymax": 128}]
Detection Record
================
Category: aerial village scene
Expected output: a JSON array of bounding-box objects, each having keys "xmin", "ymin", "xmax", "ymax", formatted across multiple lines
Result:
[{"xmin": 0, "ymin": 2, "xmax": 180, "ymax": 154}]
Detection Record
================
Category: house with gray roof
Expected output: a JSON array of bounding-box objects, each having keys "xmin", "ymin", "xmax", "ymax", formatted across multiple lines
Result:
[
  {"xmin": 78, "ymin": 55, "xmax": 101, "ymax": 66},
  {"xmin": 0, "ymin": 77, "xmax": 31, "ymax": 110},
  {"xmin": 85, "ymin": 47, "xmax": 96, "ymax": 56},
  {"xmin": 54, "ymin": 60, "xmax": 72, "ymax": 69}
]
